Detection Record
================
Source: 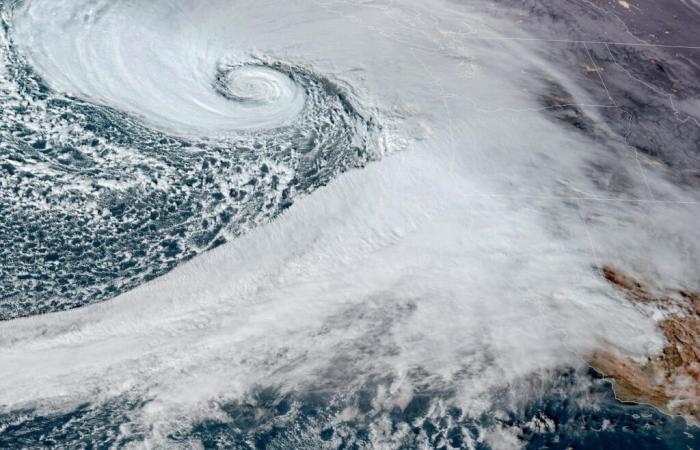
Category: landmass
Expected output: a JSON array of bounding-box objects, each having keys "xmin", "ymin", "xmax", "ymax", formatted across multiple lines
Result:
[{"xmin": 589, "ymin": 266, "xmax": 700, "ymax": 424}]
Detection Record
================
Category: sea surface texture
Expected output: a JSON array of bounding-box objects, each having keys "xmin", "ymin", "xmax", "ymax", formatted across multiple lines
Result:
[{"xmin": 1, "ymin": 0, "xmax": 699, "ymax": 448}]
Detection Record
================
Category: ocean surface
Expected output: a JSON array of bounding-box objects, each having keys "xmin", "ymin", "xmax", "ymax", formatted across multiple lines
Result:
[{"xmin": 1, "ymin": 0, "xmax": 699, "ymax": 448}]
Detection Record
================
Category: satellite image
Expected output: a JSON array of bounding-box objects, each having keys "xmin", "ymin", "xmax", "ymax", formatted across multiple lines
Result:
[{"xmin": 0, "ymin": 0, "xmax": 699, "ymax": 448}]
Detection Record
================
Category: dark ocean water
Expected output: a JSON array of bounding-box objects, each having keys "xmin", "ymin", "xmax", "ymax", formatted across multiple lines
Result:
[
  {"xmin": 1, "ymin": 369, "xmax": 697, "ymax": 449},
  {"xmin": 1, "ymin": 0, "xmax": 700, "ymax": 448},
  {"xmin": 0, "ymin": 11, "xmax": 378, "ymax": 320}
]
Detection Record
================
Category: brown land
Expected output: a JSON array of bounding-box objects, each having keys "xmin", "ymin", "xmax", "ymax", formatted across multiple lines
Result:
[{"xmin": 588, "ymin": 266, "xmax": 700, "ymax": 424}]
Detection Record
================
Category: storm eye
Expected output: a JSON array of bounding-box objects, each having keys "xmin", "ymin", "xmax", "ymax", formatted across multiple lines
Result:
[
  {"xmin": 214, "ymin": 64, "xmax": 295, "ymax": 105},
  {"xmin": 0, "ymin": 30, "xmax": 379, "ymax": 319}
]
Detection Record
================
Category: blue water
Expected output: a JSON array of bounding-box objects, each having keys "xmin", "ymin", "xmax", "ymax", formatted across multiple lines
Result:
[{"xmin": 1, "ymin": 368, "xmax": 697, "ymax": 449}]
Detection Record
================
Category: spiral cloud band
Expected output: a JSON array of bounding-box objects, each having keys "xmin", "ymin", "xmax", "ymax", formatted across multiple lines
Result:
[
  {"xmin": 1, "ymin": 0, "xmax": 700, "ymax": 448},
  {"xmin": 10, "ymin": 0, "xmax": 317, "ymax": 134},
  {"xmin": 0, "ymin": 1, "xmax": 380, "ymax": 318}
]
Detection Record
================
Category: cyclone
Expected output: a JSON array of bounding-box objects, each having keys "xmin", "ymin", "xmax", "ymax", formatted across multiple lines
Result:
[
  {"xmin": 0, "ymin": 0, "xmax": 380, "ymax": 319},
  {"xmin": 214, "ymin": 64, "xmax": 300, "ymax": 106},
  {"xmin": 1, "ymin": 0, "xmax": 700, "ymax": 449},
  {"xmin": 9, "ymin": 0, "xmax": 313, "ymax": 134}
]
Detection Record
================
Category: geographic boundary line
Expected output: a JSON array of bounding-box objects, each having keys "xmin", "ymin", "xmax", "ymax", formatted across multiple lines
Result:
[{"xmin": 452, "ymin": 34, "xmax": 700, "ymax": 50}]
